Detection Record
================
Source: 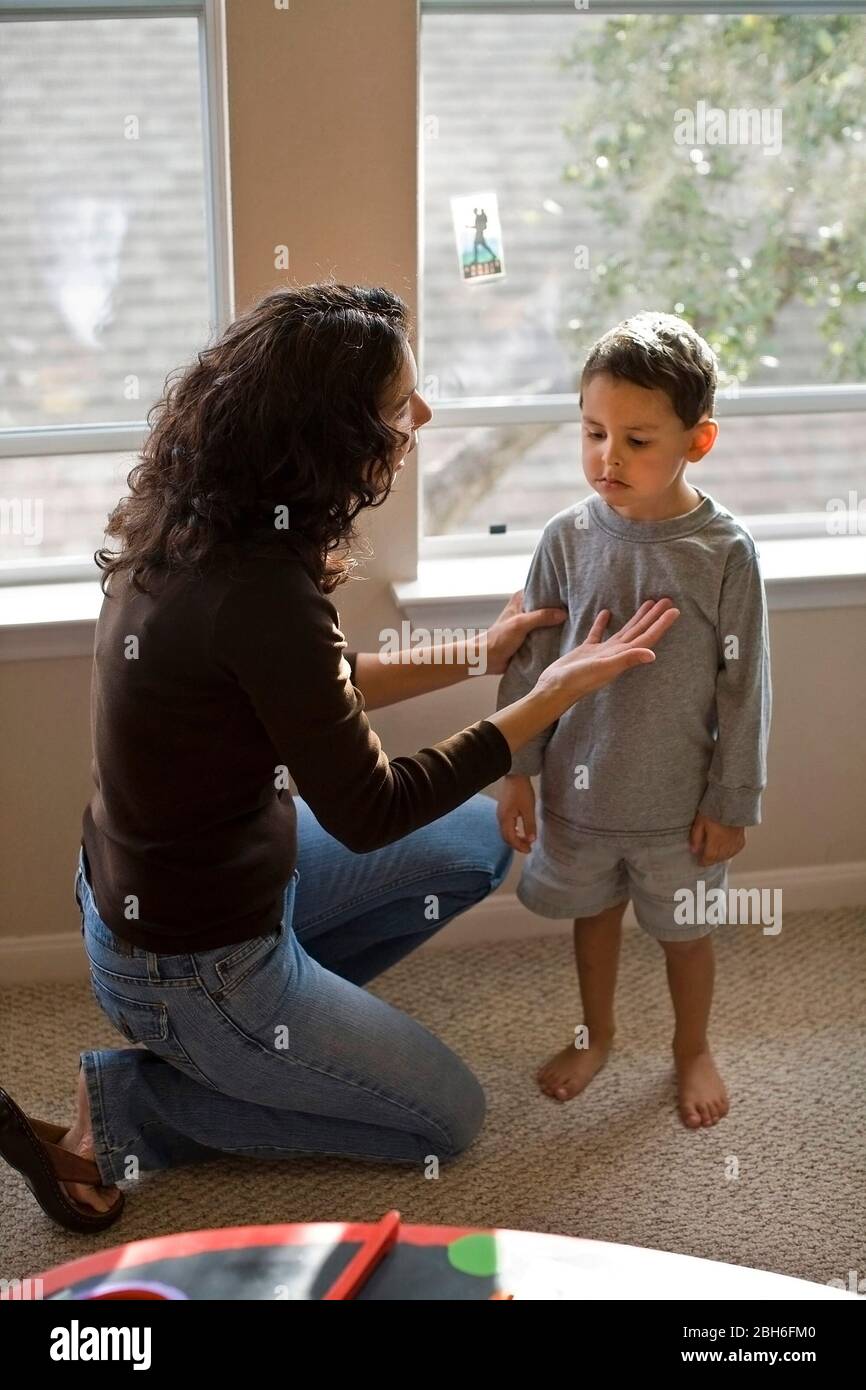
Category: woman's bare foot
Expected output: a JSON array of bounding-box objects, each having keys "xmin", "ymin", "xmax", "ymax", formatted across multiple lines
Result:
[
  {"xmin": 537, "ymin": 1031, "xmax": 614, "ymax": 1102},
  {"xmin": 675, "ymin": 1049, "xmax": 729, "ymax": 1128},
  {"xmin": 57, "ymin": 1068, "xmax": 121, "ymax": 1213}
]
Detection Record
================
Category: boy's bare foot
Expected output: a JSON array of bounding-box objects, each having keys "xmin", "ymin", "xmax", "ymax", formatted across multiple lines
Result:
[
  {"xmin": 57, "ymin": 1068, "xmax": 121, "ymax": 1213},
  {"xmin": 537, "ymin": 1032, "xmax": 613, "ymax": 1102},
  {"xmin": 675, "ymin": 1049, "xmax": 729, "ymax": 1128}
]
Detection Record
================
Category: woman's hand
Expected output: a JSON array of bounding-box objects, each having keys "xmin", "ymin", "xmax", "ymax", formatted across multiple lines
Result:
[
  {"xmin": 483, "ymin": 590, "xmax": 567, "ymax": 677},
  {"xmin": 488, "ymin": 598, "xmax": 680, "ymax": 755},
  {"xmin": 536, "ymin": 599, "xmax": 680, "ymax": 704}
]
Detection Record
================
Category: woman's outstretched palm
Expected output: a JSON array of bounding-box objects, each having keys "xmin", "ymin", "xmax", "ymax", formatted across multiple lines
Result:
[{"xmin": 539, "ymin": 599, "xmax": 680, "ymax": 705}]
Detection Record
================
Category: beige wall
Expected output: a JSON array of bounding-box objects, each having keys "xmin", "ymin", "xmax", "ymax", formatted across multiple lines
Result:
[
  {"xmin": 1, "ymin": 0, "xmax": 864, "ymax": 949},
  {"xmin": 226, "ymin": 0, "xmax": 420, "ymax": 587}
]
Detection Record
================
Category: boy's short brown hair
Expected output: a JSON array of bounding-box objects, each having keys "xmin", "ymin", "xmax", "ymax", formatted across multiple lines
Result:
[{"xmin": 580, "ymin": 311, "xmax": 718, "ymax": 428}]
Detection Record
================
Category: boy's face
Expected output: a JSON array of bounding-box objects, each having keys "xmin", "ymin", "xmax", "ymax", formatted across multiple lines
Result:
[{"xmin": 580, "ymin": 373, "xmax": 717, "ymax": 514}]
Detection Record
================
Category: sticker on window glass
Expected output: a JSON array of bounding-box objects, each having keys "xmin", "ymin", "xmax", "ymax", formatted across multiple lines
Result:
[{"xmin": 450, "ymin": 192, "xmax": 505, "ymax": 283}]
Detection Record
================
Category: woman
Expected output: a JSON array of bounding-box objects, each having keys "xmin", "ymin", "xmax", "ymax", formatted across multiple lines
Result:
[{"xmin": 0, "ymin": 283, "xmax": 678, "ymax": 1232}]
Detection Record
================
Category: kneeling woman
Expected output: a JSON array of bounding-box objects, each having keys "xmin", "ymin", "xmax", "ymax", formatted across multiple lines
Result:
[{"xmin": 0, "ymin": 283, "xmax": 678, "ymax": 1230}]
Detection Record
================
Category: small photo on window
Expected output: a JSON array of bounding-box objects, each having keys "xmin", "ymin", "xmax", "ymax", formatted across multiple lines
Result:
[{"xmin": 450, "ymin": 192, "xmax": 506, "ymax": 284}]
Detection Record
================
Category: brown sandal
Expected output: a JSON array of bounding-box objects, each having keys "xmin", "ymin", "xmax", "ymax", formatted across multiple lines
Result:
[{"xmin": 0, "ymin": 1086, "xmax": 124, "ymax": 1234}]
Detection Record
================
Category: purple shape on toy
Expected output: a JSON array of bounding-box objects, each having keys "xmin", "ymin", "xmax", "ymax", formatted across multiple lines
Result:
[{"xmin": 81, "ymin": 1279, "xmax": 188, "ymax": 1300}]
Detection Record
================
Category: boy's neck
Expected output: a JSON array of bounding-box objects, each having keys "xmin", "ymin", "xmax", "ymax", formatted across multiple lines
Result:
[{"xmin": 604, "ymin": 478, "xmax": 702, "ymax": 523}]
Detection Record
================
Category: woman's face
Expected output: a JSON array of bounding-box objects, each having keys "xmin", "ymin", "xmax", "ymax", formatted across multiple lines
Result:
[{"xmin": 383, "ymin": 343, "xmax": 433, "ymax": 473}]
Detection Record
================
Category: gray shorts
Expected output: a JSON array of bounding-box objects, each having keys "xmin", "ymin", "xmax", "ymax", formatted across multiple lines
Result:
[{"xmin": 517, "ymin": 812, "xmax": 728, "ymax": 942}]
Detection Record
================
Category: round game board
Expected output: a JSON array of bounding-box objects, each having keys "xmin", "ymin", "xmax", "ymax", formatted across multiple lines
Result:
[{"xmin": 34, "ymin": 1222, "xmax": 854, "ymax": 1301}]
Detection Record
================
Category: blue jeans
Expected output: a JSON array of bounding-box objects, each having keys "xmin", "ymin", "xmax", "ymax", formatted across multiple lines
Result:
[{"xmin": 75, "ymin": 796, "xmax": 512, "ymax": 1186}]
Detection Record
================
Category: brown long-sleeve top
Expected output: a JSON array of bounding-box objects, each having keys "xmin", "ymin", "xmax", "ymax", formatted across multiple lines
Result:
[{"xmin": 81, "ymin": 540, "xmax": 512, "ymax": 952}]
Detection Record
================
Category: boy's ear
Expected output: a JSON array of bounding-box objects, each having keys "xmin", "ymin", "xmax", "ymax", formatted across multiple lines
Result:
[{"xmin": 687, "ymin": 417, "xmax": 719, "ymax": 462}]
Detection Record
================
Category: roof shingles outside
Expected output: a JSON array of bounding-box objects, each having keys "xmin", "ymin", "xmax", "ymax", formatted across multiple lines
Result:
[
  {"xmin": 0, "ymin": 15, "xmax": 210, "ymax": 430},
  {"xmin": 0, "ymin": 13, "xmax": 862, "ymax": 558},
  {"xmin": 421, "ymin": 13, "xmax": 865, "ymax": 531}
]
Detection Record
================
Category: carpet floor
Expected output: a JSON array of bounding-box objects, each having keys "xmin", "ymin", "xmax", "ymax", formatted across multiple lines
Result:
[{"xmin": 1, "ymin": 908, "xmax": 864, "ymax": 1289}]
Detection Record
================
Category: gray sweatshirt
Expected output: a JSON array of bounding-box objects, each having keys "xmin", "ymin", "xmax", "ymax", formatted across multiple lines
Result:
[{"xmin": 496, "ymin": 488, "xmax": 772, "ymax": 836}]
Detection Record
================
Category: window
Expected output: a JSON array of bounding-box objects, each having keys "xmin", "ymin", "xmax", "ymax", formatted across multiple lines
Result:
[
  {"xmin": 0, "ymin": 0, "xmax": 230, "ymax": 580},
  {"xmin": 420, "ymin": 1, "xmax": 866, "ymax": 544}
]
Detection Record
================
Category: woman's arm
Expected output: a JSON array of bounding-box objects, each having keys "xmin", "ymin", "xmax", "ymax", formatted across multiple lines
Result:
[
  {"xmin": 216, "ymin": 560, "xmax": 679, "ymax": 855},
  {"xmin": 359, "ymin": 596, "xmax": 683, "ymax": 749},
  {"xmin": 352, "ymin": 592, "xmax": 567, "ymax": 710}
]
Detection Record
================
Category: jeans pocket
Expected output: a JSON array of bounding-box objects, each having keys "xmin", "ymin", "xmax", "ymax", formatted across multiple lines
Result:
[
  {"xmin": 212, "ymin": 923, "xmax": 284, "ymax": 999},
  {"xmin": 90, "ymin": 975, "xmax": 183, "ymax": 1057},
  {"xmin": 202, "ymin": 924, "xmax": 291, "ymax": 1040}
]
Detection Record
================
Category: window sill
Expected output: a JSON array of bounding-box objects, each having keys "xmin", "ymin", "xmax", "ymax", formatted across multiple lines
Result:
[
  {"xmin": 394, "ymin": 535, "xmax": 866, "ymax": 628},
  {"xmin": 0, "ymin": 535, "xmax": 864, "ymax": 662},
  {"xmin": 0, "ymin": 581, "xmax": 105, "ymax": 662}
]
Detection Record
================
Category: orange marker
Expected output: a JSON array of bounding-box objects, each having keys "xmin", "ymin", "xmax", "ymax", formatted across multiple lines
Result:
[
  {"xmin": 489, "ymin": 1290, "xmax": 514, "ymax": 1300},
  {"xmin": 322, "ymin": 1211, "xmax": 401, "ymax": 1300}
]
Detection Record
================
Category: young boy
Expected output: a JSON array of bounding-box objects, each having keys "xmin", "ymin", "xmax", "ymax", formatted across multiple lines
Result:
[{"xmin": 496, "ymin": 311, "xmax": 771, "ymax": 1129}]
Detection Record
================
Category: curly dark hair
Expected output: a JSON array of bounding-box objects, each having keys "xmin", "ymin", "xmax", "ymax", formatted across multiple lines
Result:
[
  {"xmin": 95, "ymin": 282, "xmax": 412, "ymax": 596},
  {"xmin": 580, "ymin": 310, "xmax": 717, "ymax": 428}
]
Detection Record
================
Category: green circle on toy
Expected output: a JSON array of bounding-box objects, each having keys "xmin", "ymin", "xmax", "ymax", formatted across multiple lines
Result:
[{"xmin": 447, "ymin": 1234, "xmax": 499, "ymax": 1278}]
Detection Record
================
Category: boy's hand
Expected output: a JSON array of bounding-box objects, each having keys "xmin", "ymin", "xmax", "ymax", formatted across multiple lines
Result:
[
  {"xmin": 497, "ymin": 773, "xmax": 537, "ymax": 853},
  {"xmin": 689, "ymin": 813, "xmax": 745, "ymax": 867}
]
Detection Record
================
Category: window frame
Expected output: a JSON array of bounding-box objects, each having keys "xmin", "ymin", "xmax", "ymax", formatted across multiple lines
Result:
[
  {"xmin": 418, "ymin": 0, "xmax": 866, "ymax": 555},
  {"xmin": 0, "ymin": 0, "xmax": 233, "ymax": 585}
]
